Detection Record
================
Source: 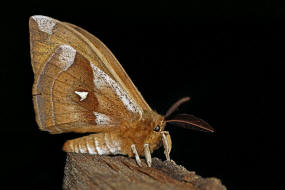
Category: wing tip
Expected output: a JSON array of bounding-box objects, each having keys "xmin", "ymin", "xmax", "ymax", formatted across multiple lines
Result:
[
  {"xmin": 29, "ymin": 15, "xmax": 57, "ymax": 35},
  {"xmin": 30, "ymin": 15, "xmax": 53, "ymax": 21}
]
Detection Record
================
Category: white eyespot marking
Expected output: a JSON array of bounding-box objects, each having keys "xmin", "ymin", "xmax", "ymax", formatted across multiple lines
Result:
[
  {"xmin": 93, "ymin": 112, "xmax": 111, "ymax": 125},
  {"xmin": 89, "ymin": 63, "xmax": 142, "ymax": 116},
  {"xmin": 56, "ymin": 45, "xmax": 76, "ymax": 71},
  {"xmin": 32, "ymin": 15, "xmax": 56, "ymax": 35},
  {"xmin": 74, "ymin": 91, "xmax": 88, "ymax": 101}
]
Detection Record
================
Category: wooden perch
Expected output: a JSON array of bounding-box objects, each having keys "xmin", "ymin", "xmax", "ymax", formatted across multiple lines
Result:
[{"xmin": 63, "ymin": 153, "xmax": 226, "ymax": 190}]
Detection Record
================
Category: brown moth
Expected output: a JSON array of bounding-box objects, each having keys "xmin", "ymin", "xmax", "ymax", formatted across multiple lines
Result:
[{"xmin": 29, "ymin": 15, "xmax": 214, "ymax": 167}]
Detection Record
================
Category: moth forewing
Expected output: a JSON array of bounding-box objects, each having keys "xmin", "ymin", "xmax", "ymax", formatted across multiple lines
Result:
[{"xmin": 30, "ymin": 15, "xmax": 149, "ymax": 133}]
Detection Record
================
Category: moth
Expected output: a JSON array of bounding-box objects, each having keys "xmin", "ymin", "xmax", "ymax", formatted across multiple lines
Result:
[{"xmin": 29, "ymin": 15, "xmax": 214, "ymax": 167}]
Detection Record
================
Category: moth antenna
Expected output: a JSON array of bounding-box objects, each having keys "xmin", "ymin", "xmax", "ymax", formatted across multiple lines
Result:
[
  {"xmin": 165, "ymin": 114, "xmax": 215, "ymax": 133},
  {"xmin": 165, "ymin": 97, "xmax": 191, "ymax": 118}
]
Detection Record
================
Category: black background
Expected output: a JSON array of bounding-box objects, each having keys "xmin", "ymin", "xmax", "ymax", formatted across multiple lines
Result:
[{"xmin": 1, "ymin": 1, "xmax": 284, "ymax": 190}]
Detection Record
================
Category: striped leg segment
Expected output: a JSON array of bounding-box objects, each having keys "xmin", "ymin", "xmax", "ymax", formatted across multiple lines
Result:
[
  {"xmin": 144, "ymin": 144, "xmax": 152, "ymax": 167},
  {"xmin": 161, "ymin": 131, "xmax": 172, "ymax": 161},
  {"xmin": 131, "ymin": 144, "xmax": 142, "ymax": 167}
]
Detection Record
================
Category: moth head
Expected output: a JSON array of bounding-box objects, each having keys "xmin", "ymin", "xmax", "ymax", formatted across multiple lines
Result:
[
  {"xmin": 140, "ymin": 111, "xmax": 166, "ymax": 152},
  {"xmin": 145, "ymin": 114, "xmax": 173, "ymax": 161}
]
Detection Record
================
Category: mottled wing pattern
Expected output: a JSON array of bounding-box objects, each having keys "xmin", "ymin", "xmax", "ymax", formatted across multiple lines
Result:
[{"xmin": 29, "ymin": 15, "xmax": 150, "ymax": 134}]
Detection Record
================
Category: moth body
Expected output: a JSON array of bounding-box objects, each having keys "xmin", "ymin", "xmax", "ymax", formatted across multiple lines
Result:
[
  {"xmin": 63, "ymin": 110, "xmax": 165, "ymax": 157},
  {"xmin": 30, "ymin": 15, "xmax": 214, "ymax": 167}
]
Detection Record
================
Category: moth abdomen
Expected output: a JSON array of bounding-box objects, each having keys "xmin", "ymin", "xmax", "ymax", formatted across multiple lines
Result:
[{"xmin": 63, "ymin": 133, "xmax": 122, "ymax": 155}]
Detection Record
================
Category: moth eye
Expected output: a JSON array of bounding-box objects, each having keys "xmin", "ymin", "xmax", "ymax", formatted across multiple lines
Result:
[{"xmin": 153, "ymin": 125, "xmax": 160, "ymax": 132}]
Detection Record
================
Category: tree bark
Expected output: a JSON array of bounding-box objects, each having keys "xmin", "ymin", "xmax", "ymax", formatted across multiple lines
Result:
[{"xmin": 63, "ymin": 153, "xmax": 226, "ymax": 190}]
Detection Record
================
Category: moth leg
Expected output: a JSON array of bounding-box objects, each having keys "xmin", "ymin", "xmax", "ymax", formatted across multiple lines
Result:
[
  {"xmin": 144, "ymin": 144, "xmax": 152, "ymax": 167},
  {"xmin": 131, "ymin": 144, "xmax": 142, "ymax": 167},
  {"xmin": 161, "ymin": 131, "xmax": 172, "ymax": 161}
]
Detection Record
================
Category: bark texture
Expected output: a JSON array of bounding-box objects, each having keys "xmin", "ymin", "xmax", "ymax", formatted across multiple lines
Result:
[{"xmin": 63, "ymin": 153, "xmax": 226, "ymax": 190}]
